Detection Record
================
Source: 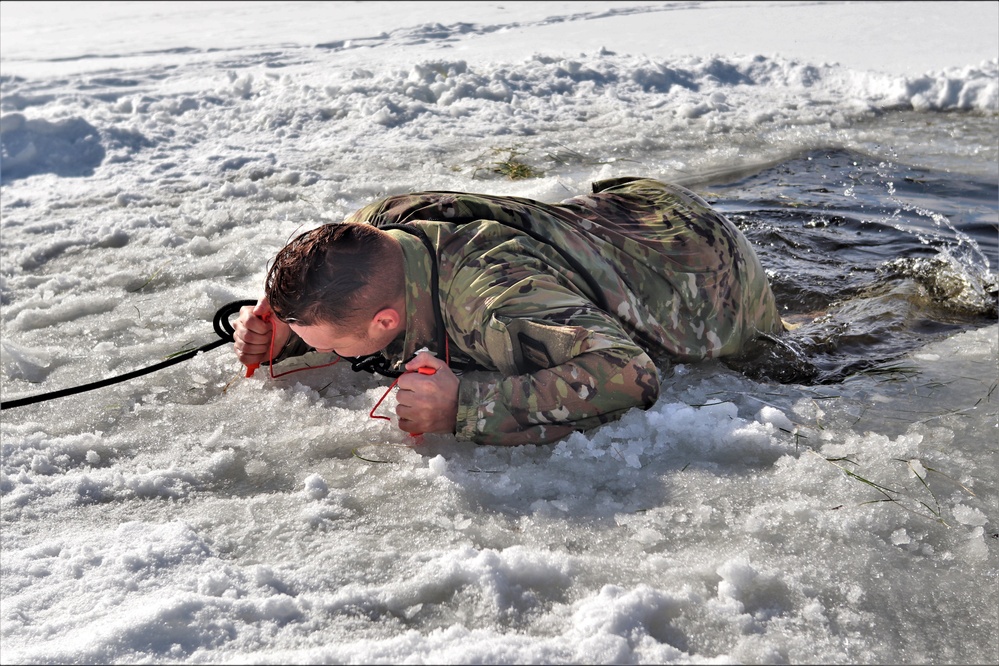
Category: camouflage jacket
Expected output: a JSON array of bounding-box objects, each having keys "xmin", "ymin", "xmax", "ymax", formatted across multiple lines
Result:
[{"xmin": 293, "ymin": 177, "xmax": 782, "ymax": 445}]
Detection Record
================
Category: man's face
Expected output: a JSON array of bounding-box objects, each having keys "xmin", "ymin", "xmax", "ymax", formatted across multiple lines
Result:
[{"xmin": 289, "ymin": 321, "xmax": 386, "ymax": 358}]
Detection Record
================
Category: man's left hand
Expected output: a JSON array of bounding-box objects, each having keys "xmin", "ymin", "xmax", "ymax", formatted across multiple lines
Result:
[{"xmin": 395, "ymin": 351, "xmax": 459, "ymax": 435}]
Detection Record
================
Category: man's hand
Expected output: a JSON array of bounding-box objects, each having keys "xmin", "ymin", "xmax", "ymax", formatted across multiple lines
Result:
[
  {"xmin": 233, "ymin": 297, "xmax": 291, "ymax": 370},
  {"xmin": 395, "ymin": 350, "xmax": 459, "ymax": 434}
]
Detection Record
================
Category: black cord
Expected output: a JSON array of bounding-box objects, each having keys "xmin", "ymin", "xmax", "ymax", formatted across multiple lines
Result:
[{"xmin": 0, "ymin": 300, "xmax": 256, "ymax": 411}]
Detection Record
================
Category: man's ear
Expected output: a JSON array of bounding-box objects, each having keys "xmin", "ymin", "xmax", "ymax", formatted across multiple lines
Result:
[{"xmin": 370, "ymin": 307, "xmax": 402, "ymax": 333}]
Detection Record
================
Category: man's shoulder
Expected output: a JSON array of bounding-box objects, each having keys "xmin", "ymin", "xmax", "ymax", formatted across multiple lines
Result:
[
  {"xmin": 342, "ymin": 192, "xmax": 446, "ymax": 226},
  {"xmin": 346, "ymin": 190, "xmax": 561, "ymax": 231},
  {"xmin": 343, "ymin": 191, "xmax": 491, "ymax": 226}
]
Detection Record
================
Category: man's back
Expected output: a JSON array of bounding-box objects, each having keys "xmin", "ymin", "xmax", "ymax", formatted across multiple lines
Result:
[{"xmin": 348, "ymin": 177, "xmax": 783, "ymax": 366}]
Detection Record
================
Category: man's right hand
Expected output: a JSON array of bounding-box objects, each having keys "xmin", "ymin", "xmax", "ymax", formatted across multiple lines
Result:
[{"xmin": 233, "ymin": 297, "xmax": 292, "ymax": 369}]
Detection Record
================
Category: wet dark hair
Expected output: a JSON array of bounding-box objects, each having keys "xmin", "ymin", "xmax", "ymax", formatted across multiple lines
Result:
[{"xmin": 266, "ymin": 223, "xmax": 403, "ymax": 329}]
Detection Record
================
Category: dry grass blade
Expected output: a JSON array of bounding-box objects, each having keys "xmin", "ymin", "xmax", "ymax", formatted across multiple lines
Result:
[
  {"xmin": 352, "ymin": 447, "xmax": 393, "ymax": 464},
  {"xmin": 164, "ymin": 343, "xmax": 200, "ymax": 360},
  {"xmin": 925, "ymin": 464, "xmax": 977, "ymax": 497},
  {"xmin": 130, "ymin": 259, "xmax": 174, "ymax": 292}
]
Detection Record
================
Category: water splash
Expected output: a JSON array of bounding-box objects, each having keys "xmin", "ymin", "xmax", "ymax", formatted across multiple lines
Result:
[{"xmin": 713, "ymin": 148, "xmax": 997, "ymax": 383}]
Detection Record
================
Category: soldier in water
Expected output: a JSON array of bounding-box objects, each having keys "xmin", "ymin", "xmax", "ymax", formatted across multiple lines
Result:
[{"xmin": 233, "ymin": 177, "xmax": 784, "ymax": 445}]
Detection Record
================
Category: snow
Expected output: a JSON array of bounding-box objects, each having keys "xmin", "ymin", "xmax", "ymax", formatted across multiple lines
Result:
[{"xmin": 1, "ymin": 1, "xmax": 997, "ymax": 664}]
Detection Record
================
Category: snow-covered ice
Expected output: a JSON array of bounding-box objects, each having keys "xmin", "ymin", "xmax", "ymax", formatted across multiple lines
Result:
[{"xmin": 2, "ymin": 2, "xmax": 996, "ymax": 663}]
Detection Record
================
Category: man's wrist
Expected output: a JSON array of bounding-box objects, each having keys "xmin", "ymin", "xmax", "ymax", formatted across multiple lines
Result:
[{"xmin": 268, "ymin": 331, "xmax": 305, "ymax": 364}]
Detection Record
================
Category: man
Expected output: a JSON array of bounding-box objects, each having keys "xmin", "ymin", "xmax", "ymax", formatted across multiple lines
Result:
[{"xmin": 234, "ymin": 177, "xmax": 784, "ymax": 445}]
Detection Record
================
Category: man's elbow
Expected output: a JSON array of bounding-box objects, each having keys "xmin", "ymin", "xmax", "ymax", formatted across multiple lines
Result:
[
  {"xmin": 607, "ymin": 351, "xmax": 661, "ymax": 412},
  {"xmin": 636, "ymin": 357, "xmax": 661, "ymax": 410}
]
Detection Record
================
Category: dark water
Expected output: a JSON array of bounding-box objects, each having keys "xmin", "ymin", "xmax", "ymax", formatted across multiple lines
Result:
[{"xmin": 706, "ymin": 149, "xmax": 997, "ymax": 383}]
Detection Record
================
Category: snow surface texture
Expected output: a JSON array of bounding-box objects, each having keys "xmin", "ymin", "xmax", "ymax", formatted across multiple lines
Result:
[{"xmin": 1, "ymin": 2, "xmax": 997, "ymax": 664}]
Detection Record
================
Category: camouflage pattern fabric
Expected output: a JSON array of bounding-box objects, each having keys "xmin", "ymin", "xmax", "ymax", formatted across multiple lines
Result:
[{"xmin": 321, "ymin": 177, "xmax": 783, "ymax": 445}]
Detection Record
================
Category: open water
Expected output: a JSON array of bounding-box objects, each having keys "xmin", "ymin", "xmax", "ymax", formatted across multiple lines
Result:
[{"xmin": 708, "ymin": 138, "xmax": 997, "ymax": 384}]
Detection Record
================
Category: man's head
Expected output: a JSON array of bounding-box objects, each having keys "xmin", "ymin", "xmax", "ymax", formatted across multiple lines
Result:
[{"xmin": 266, "ymin": 223, "xmax": 405, "ymax": 356}]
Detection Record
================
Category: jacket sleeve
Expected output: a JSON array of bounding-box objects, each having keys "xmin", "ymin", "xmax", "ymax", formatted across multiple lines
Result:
[
  {"xmin": 267, "ymin": 332, "xmax": 313, "ymax": 365},
  {"xmin": 448, "ymin": 249, "xmax": 662, "ymax": 446},
  {"xmin": 455, "ymin": 343, "xmax": 661, "ymax": 445}
]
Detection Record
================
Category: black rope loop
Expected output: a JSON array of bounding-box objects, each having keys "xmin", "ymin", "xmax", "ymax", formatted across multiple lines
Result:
[
  {"xmin": 345, "ymin": 353, "xmax": 403, "ymax": 378},
  {"xmin": 214, "ymin": 299, "xmax": 256, "ymax": 343}
]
